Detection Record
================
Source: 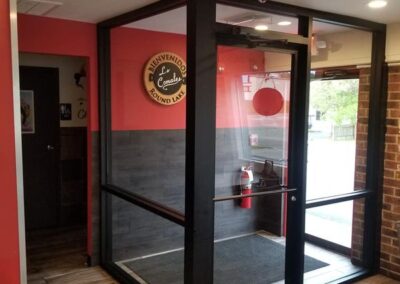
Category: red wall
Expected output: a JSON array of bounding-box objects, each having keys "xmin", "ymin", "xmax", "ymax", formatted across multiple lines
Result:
[
  {"xmin": 16, "ymin": 16, "xmax": 266, "ymax": 268},
  {"xmin": 111, "ymin": 28, "xmax": 187, "ymax": 130},
  {"xmin": 17, "ymin": 14, "xmax": 98, "ymax": 258},
  {"xmin": 111, "ymin": 27, "xmax": 265, "ymax": 131},
  {"xmin": 0, "ymin": 2, "xmax": 21, "ymax": 283},
  {"xmin": 18, "ymin": 14, "xmax": 98, "ymax": 131}
]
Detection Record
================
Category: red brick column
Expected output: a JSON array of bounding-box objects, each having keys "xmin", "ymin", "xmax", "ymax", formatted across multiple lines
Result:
[{"xmin": 380, "ymin": 66, "xmax": 400, "ymax": 279}]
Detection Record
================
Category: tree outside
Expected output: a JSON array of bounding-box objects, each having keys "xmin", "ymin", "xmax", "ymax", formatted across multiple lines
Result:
[
  {"xmin": 310, "ymin": 79, "xmax": 359, "ymax": 126},
  {"xmin": 306, "ymin": 78, "xmax": 359, "ymax": 247}
]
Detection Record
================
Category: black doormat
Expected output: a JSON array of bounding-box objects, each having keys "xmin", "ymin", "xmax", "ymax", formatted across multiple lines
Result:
[{"xmin": 124, "ymin": 234, "xmax": 328, "ymax": 284}]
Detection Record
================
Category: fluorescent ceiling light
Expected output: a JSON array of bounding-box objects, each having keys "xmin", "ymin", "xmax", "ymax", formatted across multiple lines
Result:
[
  {"xmin": 255, "ymin": 24, "xmax": 268, "ymax": 31},
  {"xmin": 367, "ymin": 0, "xmax": 387, "ymax": 8},
  {"xmin": 277, "ymin": 21, "xmax": 292, "ymax": 26}
]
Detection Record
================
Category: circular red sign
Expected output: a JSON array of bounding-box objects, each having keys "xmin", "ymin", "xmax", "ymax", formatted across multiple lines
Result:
[{"xmin": 252, "ymin": 87, "xmax": 284, "ymax": 116}]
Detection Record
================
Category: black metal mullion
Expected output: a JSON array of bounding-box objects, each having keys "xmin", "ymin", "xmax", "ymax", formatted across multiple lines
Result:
[
  {"xmin": 363, "ymin": 29, "xmax": 387, "ymax": 272},
  {"xmin": 285, "ymin": 15, "xmax": 312, "ymax": 284},
  {"xmin": 185, "ymin": 0, "xmax": 217, "ymax": 283},
  {"xmin": 98, "ymin": 26, "xmax": 113, "ymax": 265},
  {"xmin": 306, "ymin": 190, "xmax": 372, "ymax": 209}
]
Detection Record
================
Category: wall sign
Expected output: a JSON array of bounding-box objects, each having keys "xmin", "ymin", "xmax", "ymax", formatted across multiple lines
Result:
[{"xmin": 143, "ymin": 52, "xmax": 186, "ymax": 105}]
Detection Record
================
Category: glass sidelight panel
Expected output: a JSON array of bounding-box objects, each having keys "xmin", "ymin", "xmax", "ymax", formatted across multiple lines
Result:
[
  {"xmin": 108, "ymin": 6, "xmax": 187, "ymax": 212},
  {"xmin": 306, "ymin": 21, "xmax": 372, "ymax": 200},
  {"xmin": 304, "ymin": 199, "xmax": 366, "ymax": 283},
  {"xmin": 111, "ymin": 195, "xmax": 184, "ymax": 284},
  {"xmin": 304, "ymin": 20, "xmax": 373, "ymax": 282}
]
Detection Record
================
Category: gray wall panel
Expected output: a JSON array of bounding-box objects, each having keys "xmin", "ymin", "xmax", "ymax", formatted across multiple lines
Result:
[{"xmin": 107, "ymin": 128, "xmax": 284, "ymax": 260}]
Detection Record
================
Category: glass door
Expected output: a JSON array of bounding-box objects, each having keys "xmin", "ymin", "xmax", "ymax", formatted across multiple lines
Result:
[
  {"xmin": 213, "ymin": 47, "xmax": 296, "ymax": 284},
  {"xmin": 212, "ymin": 36, "xmax": 309, "ymax": 284},
  {"xmin": 212, "ymin": 4, "xmax": 312, "ymax": 282}
]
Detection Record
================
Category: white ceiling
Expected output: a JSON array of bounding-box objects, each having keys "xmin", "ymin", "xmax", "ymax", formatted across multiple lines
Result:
[
  {"xmin": 17, "ymin": 0, "xmax": 400, "ymax": 30},
  {"xmin": 276, "ymin": 0, "xmax": 400, "ymax": 24},
  {"xmin": 17, "ymin": 0, "xmax": 158, "ymax": 22},
  {"xmin": 126, "ymin": 4, "xmax": 355, "ymax": 35}
]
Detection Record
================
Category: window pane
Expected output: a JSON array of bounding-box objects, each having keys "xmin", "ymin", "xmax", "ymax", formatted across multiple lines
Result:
[
  {"xmin": 304, "ymin": 199, "xmax": 366, "ymax": 283},
  {"xmin": 307, "ymin": 21, "xmax": 372, "ymax": 200},
  {"xmin": 111, "ymin": 195, "xmax": 184, "ymax": 284},
  {"xmin": 108, "ymin": 7, "xmax": 187, "ymax": 212}
]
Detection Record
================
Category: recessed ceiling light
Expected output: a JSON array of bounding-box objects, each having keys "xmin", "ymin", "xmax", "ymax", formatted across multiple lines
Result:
[
  {"xmin": 277, "ymin": 21, "xmax": 292, "ymax": 26},
  {"xmin": 255, "ymin": 24, "xmax": 268, "ymax": 31},
  {"xmin": 367, "ymin": 0, "xmax": 387, "ymax": 8}
]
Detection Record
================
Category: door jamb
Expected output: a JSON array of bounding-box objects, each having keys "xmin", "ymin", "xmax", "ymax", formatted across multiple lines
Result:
[{"xmin": 9, "ymin": 0, "xmax": 28, "ymax": 283}]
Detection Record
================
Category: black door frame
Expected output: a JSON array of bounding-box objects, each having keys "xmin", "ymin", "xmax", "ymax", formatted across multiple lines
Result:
[{"xmin": 97, "ymin": 1, "xmax": 387, "ymax": 283}]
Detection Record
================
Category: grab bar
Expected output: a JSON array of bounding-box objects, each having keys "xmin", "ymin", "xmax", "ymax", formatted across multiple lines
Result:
[{"xmin": 213, "ymin": 187, "xmax": 297, "ymax": 202}]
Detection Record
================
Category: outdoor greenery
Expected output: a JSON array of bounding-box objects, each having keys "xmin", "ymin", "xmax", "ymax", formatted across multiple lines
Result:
[{"xmin": 310, "ymin": 79, "xmax": 359, "ymax": 126}]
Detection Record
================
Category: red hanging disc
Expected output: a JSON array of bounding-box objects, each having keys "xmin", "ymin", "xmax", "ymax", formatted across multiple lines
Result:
[{"xmin": 252, "ymin": 87, "xmax": 284, "ymax": 116}]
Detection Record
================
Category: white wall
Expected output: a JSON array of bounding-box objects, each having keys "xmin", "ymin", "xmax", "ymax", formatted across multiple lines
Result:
[
  {"xmin": 386, "ymin": 23, "xmax": 400, "ymax": 63},
  {"xmin": 310, "ymin": 30, "xmax": 372, "ymax": 69},
  {"xmin": 19, "ymin": 53, "xmax": 87, "ymax": 127},
  {"xmin": 265, "ymin": 22, "xmax": 400, "ymax": 72}
]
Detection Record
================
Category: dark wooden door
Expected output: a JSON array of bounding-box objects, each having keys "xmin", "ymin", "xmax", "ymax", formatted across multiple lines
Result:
[{"xmin": 20, "ymin": 66, "xmax": 60, "ymax": 231}]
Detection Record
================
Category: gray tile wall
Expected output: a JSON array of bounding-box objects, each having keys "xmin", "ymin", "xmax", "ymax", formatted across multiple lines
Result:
[
  {"xmin": 107, "ymin": 128, "xmax": 284, "ymax": 261},
  {"xmin": 90, "ymin": 128, "xmax": 285, "ymax": 263}
]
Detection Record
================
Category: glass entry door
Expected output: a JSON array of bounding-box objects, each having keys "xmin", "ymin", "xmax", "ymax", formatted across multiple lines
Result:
[
  {"xmin": 212, "ymin": 42, "xmax": 310, "ymax": 283},
  {"xmin": 213, "ymin": 47, "xmax": 292, "ymax": 284}
]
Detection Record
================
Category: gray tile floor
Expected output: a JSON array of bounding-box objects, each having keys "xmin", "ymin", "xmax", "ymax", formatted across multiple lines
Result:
[
  {"xmin": 117, "ymin": 230, "xmax": 361, "ymax": 284},
  {"xmin": 259, "ymin": 231, "xmax": 362, "ymax": 284}
]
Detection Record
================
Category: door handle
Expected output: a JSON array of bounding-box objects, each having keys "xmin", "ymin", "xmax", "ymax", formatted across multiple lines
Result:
[
  {"xmin": 213, "ymin": 187, "xmax": 296, "ymax": 202},
  {"xmin": 47, "ymin": 145, "xmax": 55, "ymax": 151}
]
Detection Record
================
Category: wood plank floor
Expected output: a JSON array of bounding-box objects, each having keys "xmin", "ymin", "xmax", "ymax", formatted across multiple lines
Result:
[
  {"xmin": 45, "ymin": 267, "xmax": 116, "ymax": 284},
  {"xmin": 27, "ymin": 226, "xmax": 89, "ymax": 284}
]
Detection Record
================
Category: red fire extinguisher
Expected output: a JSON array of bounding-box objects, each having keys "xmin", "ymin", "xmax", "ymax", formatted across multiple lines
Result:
[{"xmin": 240, "ymin": 166, "xmax": 254, "ymax": 209}]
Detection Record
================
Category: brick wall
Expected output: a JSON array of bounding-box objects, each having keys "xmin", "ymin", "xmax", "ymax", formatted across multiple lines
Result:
[
  {"xmin": 380, "ymin": 66, "xmax": 400, "ymax": 279},
  {"xmin": 352, "ymin": 66, "xmax": 400, "ymax": 279}
]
